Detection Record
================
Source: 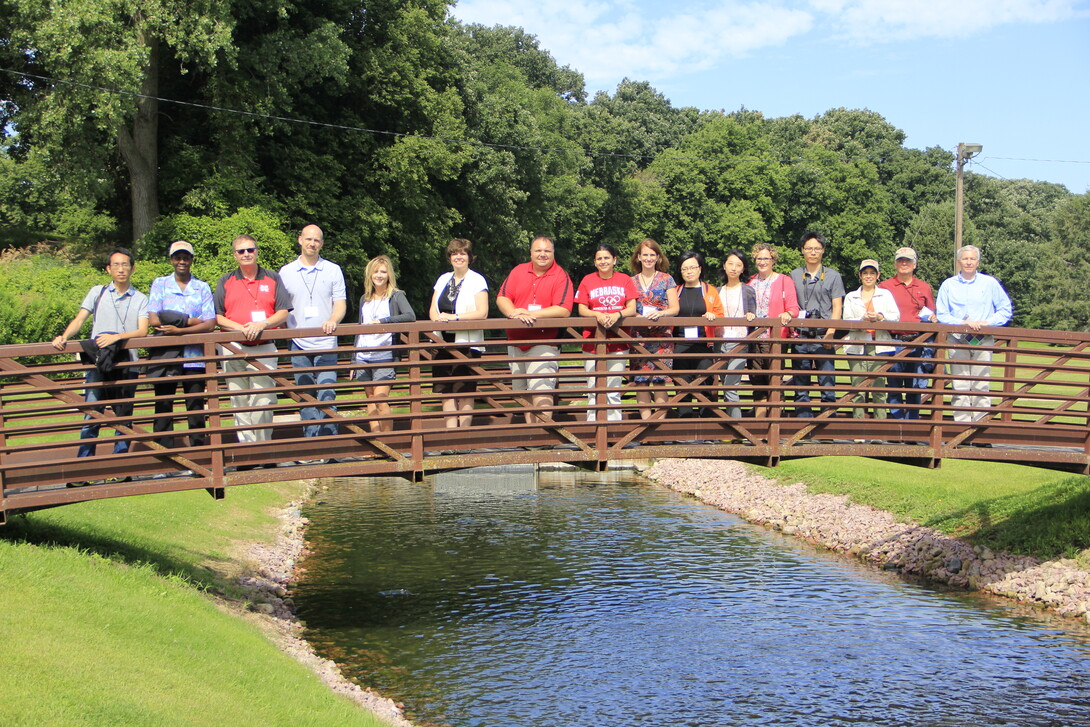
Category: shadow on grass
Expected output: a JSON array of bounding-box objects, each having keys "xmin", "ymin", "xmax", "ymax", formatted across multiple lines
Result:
[
  {"xmin": 0, "ymin": 515, "xmax": 226, "ymax": 592},
  {"xmin": 925, "ymin": 476, "xmax": 1090, "ymax": 560}
]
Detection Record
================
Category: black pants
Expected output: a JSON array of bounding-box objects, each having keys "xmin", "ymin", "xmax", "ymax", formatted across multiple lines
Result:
[
  {"xmin": 674, "ymin": 341, "xmax": 714, "ymax": 417},
  {"xmin": 151, "ymin": 365, "xmax": 207, "ymax": 448}
]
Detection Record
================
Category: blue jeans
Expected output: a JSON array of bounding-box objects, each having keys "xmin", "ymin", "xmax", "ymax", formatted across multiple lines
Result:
[
  {"xmin": 887, "ymin": 346, "xmax": 935, "ymax": 420},
  {"xmin": 291, "ymin": 344, "xmax": 339, "ymax": 437},
  {"xmin": 78, "ymin": 367, "xmax": 136, "ymax": 457},
  {"xmin": 791, "ymin": 341, "xmax": 837, "ymax": 417}
]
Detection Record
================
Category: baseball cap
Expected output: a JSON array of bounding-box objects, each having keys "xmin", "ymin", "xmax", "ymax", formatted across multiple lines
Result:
[
  {"xmin": 859, "ymin": 259, "xmax": 880, "ymax": 272},
  {"xmin": 169, "ymin": 240, "xmax": 195, "ymax": 257},
  {"xmin": 894, "ymin": 247, "xmax": 917, "ymax": 263}
]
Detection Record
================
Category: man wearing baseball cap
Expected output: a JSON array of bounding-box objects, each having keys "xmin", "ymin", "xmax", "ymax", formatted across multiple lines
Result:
[
  {"xmin": 878, "ymin": 247, "xmax": 937, "ymax": 420},
  {"xmin": 842, "ymin": 259, "xmax": 900, "ymax": 421},
  {"xmin": 146, "ymin": 240, "xmax": 217, "ymax": 454}
]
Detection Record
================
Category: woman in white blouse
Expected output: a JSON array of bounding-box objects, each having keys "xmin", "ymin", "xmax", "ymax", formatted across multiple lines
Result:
[
  {"xmin": 354, "ymin": 256, "xmax": 415, "ymax": 432},
  {"xmin": 842, "ymin": 259, "xmax": 900, "ymax": 420},
  {"xmin": 429, "ymin": 239, "xmax": 489, "ymax": 428},
  {"xmin": 718, "ymin": 250, "xmax": 757, "ymax": 418}
]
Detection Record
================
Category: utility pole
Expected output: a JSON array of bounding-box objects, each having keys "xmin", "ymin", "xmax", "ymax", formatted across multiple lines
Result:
[{"xmin": 955, "ymin": 143, "xmax": 983, "ymax": 263}]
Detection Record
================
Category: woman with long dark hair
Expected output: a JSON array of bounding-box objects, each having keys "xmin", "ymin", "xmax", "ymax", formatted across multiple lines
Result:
[
  {"xmin": 718, "ymin": 250, "xmax": 757, "ymax": 418},
  {"xmin": 576, "ymin": 243, "xmax": 639, "ymax": 421}
]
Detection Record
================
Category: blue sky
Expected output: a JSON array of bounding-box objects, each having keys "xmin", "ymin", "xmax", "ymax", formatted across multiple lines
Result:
[{"xmin": 451, "ymin": 0, "xmax": 1090, "ymax": 193}]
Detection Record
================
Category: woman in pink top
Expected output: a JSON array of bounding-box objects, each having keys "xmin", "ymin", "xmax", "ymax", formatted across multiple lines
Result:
[{"xmin": 747, "ymin": 243, "xmax": 799, "ymax": 419}]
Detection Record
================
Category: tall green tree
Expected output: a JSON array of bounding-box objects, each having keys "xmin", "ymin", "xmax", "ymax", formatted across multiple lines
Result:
[
  {"xmin": 1024, "ymin": 193, "xmax": 1090, "ymax": 330},
  {"xmin": 632, "ymin": 112, "xmax": 787, "ymax": 267},
  {"xmin": 7, "ymin": 0, "xmax": 236, "ymax": 240}
]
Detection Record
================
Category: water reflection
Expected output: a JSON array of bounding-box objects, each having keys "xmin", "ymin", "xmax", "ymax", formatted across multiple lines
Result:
[{"xmin": 296, "ymin": 466, "xmax": 1090, "ymax": 727}]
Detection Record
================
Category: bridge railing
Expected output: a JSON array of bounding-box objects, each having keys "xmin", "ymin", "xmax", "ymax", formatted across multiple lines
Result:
[{"xmin": 2, "ymin": 317, "xmax": 1088, "ymax": 522}]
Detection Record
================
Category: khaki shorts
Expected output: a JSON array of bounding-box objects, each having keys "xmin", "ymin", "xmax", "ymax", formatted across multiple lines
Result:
[{"xmin": 508, "ymin": 344, "xmax": 559, "ymax": 392}]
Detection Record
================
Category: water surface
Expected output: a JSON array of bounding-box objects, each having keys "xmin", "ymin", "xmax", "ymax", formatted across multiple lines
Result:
[{"xmin": 295, "ymin": 467, "xmax": 1090, "ymax": 727}]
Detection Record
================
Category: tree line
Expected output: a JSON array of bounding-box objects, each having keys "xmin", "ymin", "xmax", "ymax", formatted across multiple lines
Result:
[{"xmin": 2, "ymin": 0, "xmax": 1088, "ymax": 336}]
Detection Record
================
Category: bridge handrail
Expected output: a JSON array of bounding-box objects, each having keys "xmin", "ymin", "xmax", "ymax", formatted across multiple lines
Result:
[{"xmin": 2, "ymin": 317, "xmax": 1088, "ymax": 523}]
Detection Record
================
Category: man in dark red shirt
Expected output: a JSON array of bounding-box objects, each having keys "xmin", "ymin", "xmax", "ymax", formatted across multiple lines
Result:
[
  {"xmin": 214, "ymin": 235, "xmax": 292, "ymax": 443},
  {"xmin": 496, "ymin": 235, "xmax": 574, "ymax": 422},
  {"xmin": 878, "ymin": 246, "xmax": 937, "ymax": 420}
]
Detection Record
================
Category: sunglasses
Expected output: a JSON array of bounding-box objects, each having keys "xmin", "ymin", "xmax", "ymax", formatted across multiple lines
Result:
[{"xmin": 234, "ymin": 247, "xmax": 256, "ymax": 254}]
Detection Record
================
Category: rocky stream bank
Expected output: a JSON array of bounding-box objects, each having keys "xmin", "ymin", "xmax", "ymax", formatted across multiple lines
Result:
[{"xmin": 643, "ymin": 458, "xmax": 1090, "ymax": 625}]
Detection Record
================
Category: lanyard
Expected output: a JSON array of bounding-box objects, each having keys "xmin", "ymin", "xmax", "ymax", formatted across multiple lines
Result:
[{"xmin": 298, "ymin": 263, "xmax": 319, "ymax": 303}]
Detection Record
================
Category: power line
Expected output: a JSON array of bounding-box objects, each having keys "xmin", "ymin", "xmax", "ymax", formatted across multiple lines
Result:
[
  {"xmin": 986, "ymin": 155, "xmax": 1090, "ymax": 165},
  {"xmin": 8, "ymin": 66, "xmax": 1090, "ymax": 179},
  {"xmin": 0, "ymin": 66, "xmax": 971, "ymax": 170}
]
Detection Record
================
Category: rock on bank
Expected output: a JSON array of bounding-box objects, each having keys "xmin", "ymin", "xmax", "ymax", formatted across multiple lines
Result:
[{"xmin": 643, "ymin": 459, "xmax": 1090, "ymax": 625}]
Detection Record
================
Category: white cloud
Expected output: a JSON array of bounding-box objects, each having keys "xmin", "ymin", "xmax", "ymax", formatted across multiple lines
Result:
[
  {"xmin": 826, "ymin": 0, "xmax": 1088, "ymax": 41},
  {"xmin": 451, "ymin": 0, "xmax": 1088, "ymax": 85},
  {"xmin": 454, "ymin": 1, "xmax": 815, "ymax": 84}
]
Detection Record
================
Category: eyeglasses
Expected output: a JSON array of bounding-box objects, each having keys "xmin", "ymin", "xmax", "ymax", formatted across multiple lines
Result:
[
  {"xmin": 680, "ymin": 266, "xmax": 700, "ymax": 273},
  {"xmin": 234, "ymin": 247, "xmax": 256, "ymax": 255},
  {"xmin": 802, "ymin": 246, "xmax": 823, "ymax": 253},
  {"xmin": 108, "ymin": 262, "xmax": 132, "ymax": 268},
  {"xmin": 754, "ymin": 256, "xmax": 773, "ymax": 262}
]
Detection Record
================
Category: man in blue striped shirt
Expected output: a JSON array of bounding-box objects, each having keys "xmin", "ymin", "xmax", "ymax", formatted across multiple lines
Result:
[{"xmin": 936, "ymin": 245, "xmax": 1013, "ymax": 424}]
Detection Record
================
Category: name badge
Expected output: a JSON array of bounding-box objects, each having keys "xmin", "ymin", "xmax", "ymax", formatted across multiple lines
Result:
[
  {"xmin": 251, "ymin": 310, "xmax": 267, "ymax": 323},
  {"xmin": 528, "ymin": 304, "xmax": 542, "ymax": 312},
  {"xmin": 304, "ymin": 305, "xmax": 320, "ymax": 319},
  {"xmin": 684, "ymin": 326, "xmax": 699, "ymax": 339}
]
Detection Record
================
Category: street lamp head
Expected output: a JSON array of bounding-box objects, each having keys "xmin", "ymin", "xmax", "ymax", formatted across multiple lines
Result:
[{"xmin": 960, "ymin": 142, "xmax": 983, "ymax": 157}]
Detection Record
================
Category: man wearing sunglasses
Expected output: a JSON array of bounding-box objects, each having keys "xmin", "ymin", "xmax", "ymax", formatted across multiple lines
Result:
[{"xmin": 214, "ymin": 235, "xmax": 292, "ymax": 445}]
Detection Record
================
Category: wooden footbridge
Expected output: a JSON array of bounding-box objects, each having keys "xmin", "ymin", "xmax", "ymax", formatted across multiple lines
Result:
[{"xmin": 2, "ymin": 318, "xmax": 1088, "ymax": 523}]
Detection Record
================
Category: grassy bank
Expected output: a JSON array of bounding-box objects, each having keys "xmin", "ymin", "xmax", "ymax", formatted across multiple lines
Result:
[
  {"xmin": 0, "ymin": 483, "xmax": 388, "ymax": 727},
  {"xmin": 761, "ymin": 457, "xmax": 1090, "ymax": 562}
]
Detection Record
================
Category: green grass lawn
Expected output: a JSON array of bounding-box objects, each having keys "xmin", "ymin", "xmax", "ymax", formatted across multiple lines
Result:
[
  {"xmin": 0, "ymin": 484, "xmax": 389, "ymax": 727},
  {"xmin": 765, "ymin": 457, "xmax": 1090, "ymax": 562}
]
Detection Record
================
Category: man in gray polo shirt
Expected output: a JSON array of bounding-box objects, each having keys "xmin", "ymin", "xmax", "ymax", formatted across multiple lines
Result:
[
  {"xmin": 279, "ymin": 224, "xmax": 347, "ymax": 441},
  {"xmin": 789, "ymin": 231, "xmax": 845, "ymax": 418},
  {"xmin": 52, "ymin": 247, "xmax": 150, "ymax": 459}
]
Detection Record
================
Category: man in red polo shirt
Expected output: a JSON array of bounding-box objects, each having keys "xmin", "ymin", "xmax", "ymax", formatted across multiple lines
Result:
[
  {"xmin": 878, "ymin": 246, "xmax": 937, "ymax": 420},
  {"xmin": 496, "ymin": 235, "xmax": 574, "ymax": 422},
  {"xmin": 214, "ymin": 234, "xmax": 292, "ymax": 443}
]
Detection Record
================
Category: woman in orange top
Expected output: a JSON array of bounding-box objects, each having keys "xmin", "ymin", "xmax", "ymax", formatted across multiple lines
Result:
[{"xmin": 674, "ymin": 250, "xmax": 724, "ymax": 418}]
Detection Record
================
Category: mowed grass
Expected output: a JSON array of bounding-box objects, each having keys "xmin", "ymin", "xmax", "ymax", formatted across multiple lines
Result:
[
  {"xmin": 0, "ymin": 483, "xmax": 388, "ymax": 727},
  {"xmin": 764, "ymin": 457, "xmax": 1090, "ymax": 562}
]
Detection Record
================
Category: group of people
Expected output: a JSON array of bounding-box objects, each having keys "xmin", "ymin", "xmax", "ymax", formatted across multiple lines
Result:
[
  {"xmin": 488, "ymin": 231, "xmax": 1013, "ymax": 425},
  {"xmin": 52, "ymin": 227, "xmax": 349, "ymax": 469},
  {"xmin": 52, "ymin": 227, "xmax": 1012, "ymax": 471}
]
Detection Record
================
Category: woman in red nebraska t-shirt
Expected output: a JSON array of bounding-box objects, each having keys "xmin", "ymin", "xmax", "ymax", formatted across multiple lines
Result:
[{"xmin": 575, "ymin": 244, "xmax": 639, "ymax": 422}]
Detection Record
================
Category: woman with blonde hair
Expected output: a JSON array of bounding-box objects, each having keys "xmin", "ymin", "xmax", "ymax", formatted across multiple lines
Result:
[
  {"xmin": 746, "ymin": 243, "xmax": 798, "ymax": 419},
  {"xmin": 353, "ymin": 255, "xmax": 415, "ymax": 432}
]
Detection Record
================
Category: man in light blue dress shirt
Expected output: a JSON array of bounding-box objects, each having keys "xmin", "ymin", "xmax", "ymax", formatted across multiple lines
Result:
[
  {"xmin": 279, "ymin": 225, "xmax": 347, "ymax": 444},
  {"xmin": 935, "ymin": 245, "xmax": 1013, "ymax": 424}
]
